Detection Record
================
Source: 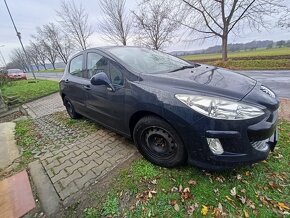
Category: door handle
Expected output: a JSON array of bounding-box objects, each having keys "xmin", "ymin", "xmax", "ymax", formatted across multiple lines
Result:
[
  {"xmin": 83, "ymin": 85, "xmax": 91, "ymax": 90},
  {"xmin": 64, "ymin": 79, "xmax": 69, "ymax": 83}
]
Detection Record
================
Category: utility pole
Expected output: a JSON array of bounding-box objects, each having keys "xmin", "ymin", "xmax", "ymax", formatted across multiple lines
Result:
[
  {"xmin": 0, "ymin": 45, "xmax": 7, "ymax": 67},
  {"xmin": 4, "ymin": 0, "xmax": 36, "ymax": 79}
]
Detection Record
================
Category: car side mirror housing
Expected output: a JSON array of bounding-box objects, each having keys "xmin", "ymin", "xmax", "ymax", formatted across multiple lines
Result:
[{"xmin": 90, "ymin": 72, "xmax": 115, "ymax": 91}]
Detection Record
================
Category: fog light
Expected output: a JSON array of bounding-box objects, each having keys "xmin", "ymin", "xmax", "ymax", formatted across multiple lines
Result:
[
  {"xmin": 251, "ymin": 140, "xmax": 268, "ymax": 152},
  {"xmin": 207, "ymin": 138, "xmax": 224, "ymax": 155}
]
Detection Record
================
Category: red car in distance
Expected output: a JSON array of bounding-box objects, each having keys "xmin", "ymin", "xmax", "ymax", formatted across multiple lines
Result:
[{"xmin": 7, "ymin": 69, "xmax": 27, "ymax": 80}]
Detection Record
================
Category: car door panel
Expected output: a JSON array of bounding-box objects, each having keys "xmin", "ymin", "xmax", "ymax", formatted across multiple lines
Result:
[{"xmin": 83, "ymin": 52, "xmax": 127, "ymax": 132}]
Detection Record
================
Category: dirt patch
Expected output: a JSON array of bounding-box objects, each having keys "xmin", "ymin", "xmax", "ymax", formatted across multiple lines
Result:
[
  {"xmin": 0, "ymin": 111, "xmax": 24, "ymax": 123},
  {"xmin": 279, "ymin": 98, "xmax": 290, "ymax": 121}
]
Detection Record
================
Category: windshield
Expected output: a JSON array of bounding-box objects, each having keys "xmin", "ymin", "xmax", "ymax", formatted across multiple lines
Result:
[{"xmin": 107, "ymin": 47, "xmax": 191, "ymax": 74}]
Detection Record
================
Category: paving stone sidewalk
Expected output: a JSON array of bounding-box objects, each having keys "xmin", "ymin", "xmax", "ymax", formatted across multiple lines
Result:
[
  {"xmin": 40, "ymin": 129, "xmax": 136, "ymax": 204},
  {"xmin": 23, "ymin": 93, "xmax": 137, "ymax": 209},
  {"xmin": 23, "ymin": 93, "xmax": 65, "ymax": 118}
]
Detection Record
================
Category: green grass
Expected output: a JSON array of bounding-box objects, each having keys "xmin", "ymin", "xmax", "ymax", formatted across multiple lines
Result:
[
  {"xmin": 37, "ymin": 68, "xmax": 64, "ymax": 73},
  {"xmin": 206, "ymin": 59, "xmax": 290, "ymax": 70},
  {"xmin": 84, "ymin": 121, "xmax": 290, "ymax": 217},
  {"xmin": 1, "ymin": 79, "xmax": 59, "ymax": 103},
  {"xmin": 14, "ymin": 119, "xmax": 42, "ymax": 171},
  {"xmin": 181, "ymin": 47, "xmax": 290, "ymax": 61}
]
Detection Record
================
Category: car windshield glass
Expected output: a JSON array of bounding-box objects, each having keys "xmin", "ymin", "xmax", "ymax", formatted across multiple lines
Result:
[
  {"xmin": 107, "ymin": 47, "xmax": 192, "ymax": 74},
  {"xmin": 8, "ymin": 69, "xmax": 22, "ymax": 74}
]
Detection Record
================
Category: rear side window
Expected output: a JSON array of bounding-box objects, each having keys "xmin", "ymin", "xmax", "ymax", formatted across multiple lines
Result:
[{"xmin": 69, "ymin": 55, "xmax": 83, "ymax": 77}]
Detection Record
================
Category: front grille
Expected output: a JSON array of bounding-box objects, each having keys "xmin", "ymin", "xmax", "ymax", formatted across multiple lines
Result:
[{"xmin": 251, "ymin": 140, "xmax": 268, "ymax": 152}]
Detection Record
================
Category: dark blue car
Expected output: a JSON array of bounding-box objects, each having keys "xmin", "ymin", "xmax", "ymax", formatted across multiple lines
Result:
[{"xmin": 59, "ymin": 46, "xmax": 279, "ymax": 170}]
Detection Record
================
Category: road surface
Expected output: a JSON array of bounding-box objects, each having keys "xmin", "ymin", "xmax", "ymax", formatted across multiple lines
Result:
[{"xmin": 28, "ymin": 70, "xmax": 290, "ymax": 99}]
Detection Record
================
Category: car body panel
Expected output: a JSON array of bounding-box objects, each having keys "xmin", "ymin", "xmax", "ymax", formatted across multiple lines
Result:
[{"xmin": 59, "ymin": 46, "xmax": 279, "ymax": 170}]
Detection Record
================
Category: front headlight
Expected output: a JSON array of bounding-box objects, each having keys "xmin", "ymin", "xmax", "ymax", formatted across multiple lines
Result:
[{"xmin": 175, "ymin": 94, "xmax": 264, "ymax": 120}]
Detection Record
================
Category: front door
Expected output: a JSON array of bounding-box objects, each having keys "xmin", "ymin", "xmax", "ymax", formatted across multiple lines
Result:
[{"xmin": 83, "ymin": 52, "xmax": 127, "ymax": 132}]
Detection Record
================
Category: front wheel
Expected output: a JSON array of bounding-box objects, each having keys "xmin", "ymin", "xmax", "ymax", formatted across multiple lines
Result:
[
  {"xmin": 133, "ymin": 116, "xmax": 186, "ymax": 168},
  {"xmin": 63, "ymin": 96, "xmax": 81, "ymax": 119}
]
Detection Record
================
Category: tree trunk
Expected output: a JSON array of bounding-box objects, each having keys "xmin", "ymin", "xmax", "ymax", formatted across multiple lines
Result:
[{"xmin": 222, "ymin": 36, "xmax": 228, "ymax": 61}]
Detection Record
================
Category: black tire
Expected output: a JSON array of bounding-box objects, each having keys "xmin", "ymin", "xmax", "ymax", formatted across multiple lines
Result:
[
  {"xmin": 133, "ymin": 116, "xmax": 186, "ymax": 168},
  {"xmin": 63, "ymin": 96, "xmax": 81, "ymax": 119}
]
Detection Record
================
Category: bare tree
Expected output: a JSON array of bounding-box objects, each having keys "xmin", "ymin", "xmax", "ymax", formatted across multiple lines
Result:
[
  {"xmin": 33, "ymin": 26, "xmax": 58, "ymax": 70},
  {"xmin": 179, "ymin": 0, "xmax": 285, "ymax": 61},
  {"xmin": 42, "ymin": 23, "xmax": 74, "ymax": 64},
  {"xmin": 99, "ymin": 0, "xmax": 132, "ymax": 45},
  {"xmin": 30, "ymin": 41, "xmax": 47, "ymax": 70},
  {"xmin": 10, "ymin": 49, "xmax": 29, "ymax": 72},
  {"xmin": 56, "ymin": 0, "xmax": 93, "ymax": 50},
  {"xmin": 26, "ymin": 46, "xmax": 40, "ymax": 71},
  {"xmin": 132, "ymin": 0, "xmax": 181, "ymax": 50},
  {"xmin": 278, "ymin": 8, "xmax": 290, "ymax": 29}
]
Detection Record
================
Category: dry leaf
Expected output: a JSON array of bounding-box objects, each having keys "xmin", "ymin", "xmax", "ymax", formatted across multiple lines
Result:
[
  {"xmin": 171, "ymin": 187, "xmax": 178, "ymax": 192},
  {"xmin": 183, "ymin": 187, "xmax": 190, "ymax": 193},
  {"xmin": 201, "ymin": 205, "xmax": 208, "ymax": 216},
  {"xmin": 277, "ymin": 202, "xmax": 290, "ymax": 211},
  {"xmin": 230, "ymin": 187, "xmax": 237, "ymax": 196},
  {"xmin": 188, "ymin": 180, "xmax": 197, "ymax": 185},
  {"xmin": 148, "ymin": 191, "xmax": 153, "ymax": 198},
  {"xmin": 151, "ymin": 179, "xmax": 157, "ymax": 185},
  {"xmin": 174, "ymin": 203, "xmax": 180, "ymax": 211},
  {"xmin": 239, "ymin": 196, "xmax": 247, "ymax": 204},
  {"xmin": 169, "ymin": 200, "xmax": 177, "ymax": 206},
  {"xmin": 236, "ymin": 174, "xmax": 242, "ymax": 180},
  {"xmin": 243, "ymin": 209, "xmax": 249, "ymax": 218},
  {"xmin": 187, "ymin": 205, "xmax": 195, "ymax": 215},
  {"xmin": 179, "ymin": 184, "xmax": 183, "ymax": 192}
]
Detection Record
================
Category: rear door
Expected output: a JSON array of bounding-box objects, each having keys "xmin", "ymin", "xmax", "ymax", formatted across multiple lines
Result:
[{"xmin": 83, "ymin": 51, "xmax": 127, "ymax": 132}]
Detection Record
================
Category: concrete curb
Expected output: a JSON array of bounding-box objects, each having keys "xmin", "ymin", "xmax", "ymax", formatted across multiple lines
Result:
[{"xmin": 28, "ymin": 160, "xmax": 61, "ymax": 217}]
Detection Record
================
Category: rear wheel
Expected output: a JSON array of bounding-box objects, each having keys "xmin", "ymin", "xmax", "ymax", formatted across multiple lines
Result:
[
  {"xmin": 133, "ymin": 116, "xmax": 186, "ymax": 168},
  {"xmin": 63, "ymin": 96, "xmax": 81, "ymax": 119}
]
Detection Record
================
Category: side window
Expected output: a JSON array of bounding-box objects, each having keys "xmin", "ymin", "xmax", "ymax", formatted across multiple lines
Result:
[
  {"xmin": 69, "ymin": 55, "xmax": 83, "ymax": 77},
  {"xmin": 109, "ymin": 61, "xmax": 124, "ymax": 86},
  {"xmin": 87, "ymin": 53, "xmax": 109, "ymax": 78}
]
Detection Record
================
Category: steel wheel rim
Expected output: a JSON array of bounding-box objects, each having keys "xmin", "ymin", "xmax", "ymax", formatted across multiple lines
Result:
[{"xmin": 140, "ymin": 126, "xmax": 177, "ymax": 159}]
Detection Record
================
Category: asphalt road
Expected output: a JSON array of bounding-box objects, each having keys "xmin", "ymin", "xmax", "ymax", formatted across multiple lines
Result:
[
  {"xmin": 238, "ymin": 70, "xmax": 290, "ymax": 99},
  {"xmin": 28, "ymin": 70, "xmax": 290, "ymax": 99}
]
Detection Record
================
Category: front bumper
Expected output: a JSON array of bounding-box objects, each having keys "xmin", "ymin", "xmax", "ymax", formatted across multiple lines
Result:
[{"xmin": 186, "ymin": 109, "xmax": 279, "ymax": 171}]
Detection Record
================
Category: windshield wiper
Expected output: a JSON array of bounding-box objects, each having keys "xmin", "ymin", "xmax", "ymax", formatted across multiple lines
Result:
[{"xmin": 170, "ymin": 64, "xmax": 199, "ymax": 73}]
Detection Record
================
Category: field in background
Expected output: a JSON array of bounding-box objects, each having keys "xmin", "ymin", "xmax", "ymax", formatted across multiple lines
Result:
[
  {"xmin": 180, "ymin": 47, "xmax": 290, "ymax": 70},
  {"xmin": 37, "ymin": 68, "xmax": 65, "ymax": 73}
]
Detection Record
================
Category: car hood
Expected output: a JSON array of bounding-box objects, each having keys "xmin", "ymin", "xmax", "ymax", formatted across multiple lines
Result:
[{"xmin": 141, "ymin": 65, "xmax": 257, "ymax": 100}]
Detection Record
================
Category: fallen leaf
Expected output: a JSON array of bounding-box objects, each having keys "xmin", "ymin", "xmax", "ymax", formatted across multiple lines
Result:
[
  {"xmin": 171, "ymin": 187, "xmax": 178, "ymax": 192},
  {"xmin": 201, "ymin": 205, "xmax": 208, "ymax": 216},
  {"xmin": 277, "ymin": 202, "xmax": 290, "ymax": 211},
  {"xmin": 174, "ymin": 203, "xmax": 180, "ymax": 211},
  {"xmin": 243, "ymin": 209, "xmax": 249, "ymax": 218},
  {"xmin": 148, "ymin": 191, "xmax": 152, "ymax": 198},
  {"xmin": 179, "ymin": 184, "xmax": 183, "ymax": 192},
  {"xmin": 236, "ymin": 174, "xmax": 242, "ymax": 180},
  {"xmin": 183, "ymin": 187, "xmax": 190, "ymax": 193},
  {"xmin": 188, "ymin": 180, "xmax": 197, "ymax": 185},
  {"xmin": 239, "ymin": 196, "xmax": 247, "ymax": 204},
  {"xmin": 151, "ymin": 179, "xmax": 157, "ymax": 185},
  {"xmin": 187, "ymin": 205, "xmax": 195, "ymax": 215},
  {"xmin": 230, "ymin": 187, "xmax": 237, "ymax": 196}
]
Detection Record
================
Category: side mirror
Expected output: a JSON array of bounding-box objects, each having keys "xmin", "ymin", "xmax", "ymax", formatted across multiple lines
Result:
[{"xmin": 90, "ymin": 72, "xmax": 115, "ymax": 91}]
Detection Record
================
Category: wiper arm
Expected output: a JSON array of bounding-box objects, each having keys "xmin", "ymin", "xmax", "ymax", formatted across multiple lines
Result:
[{"xmin": 170, "ymin": 65, "xmax": 198, "ymax": 73}]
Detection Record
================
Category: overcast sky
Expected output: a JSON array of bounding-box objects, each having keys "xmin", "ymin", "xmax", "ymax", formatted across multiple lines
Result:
[{"xmin": 0, "ymin": 0, "xmax": 289, "ymax": 64}]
